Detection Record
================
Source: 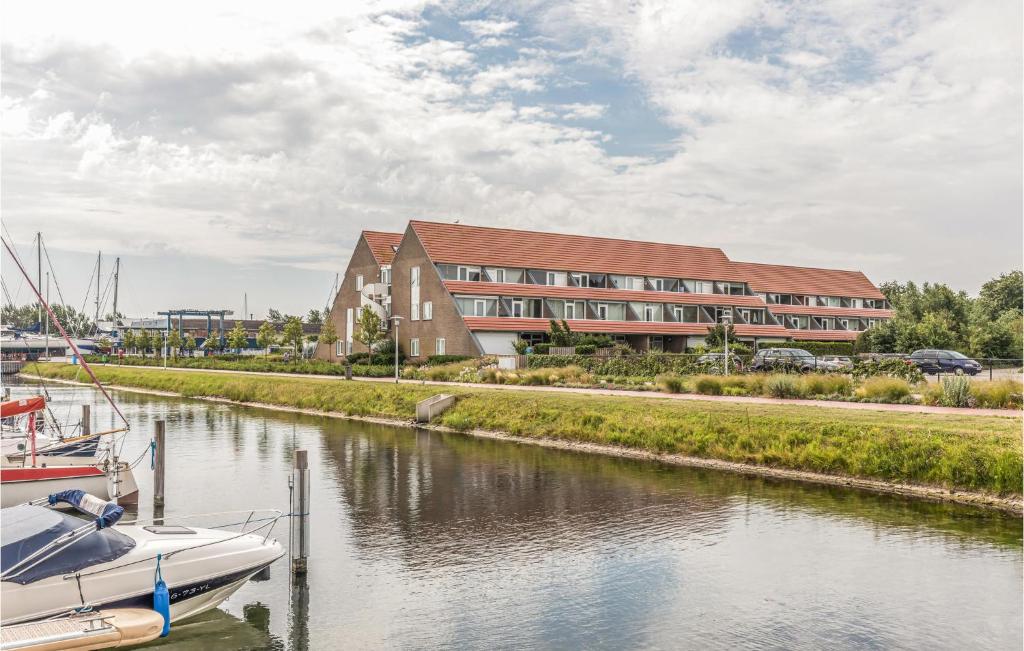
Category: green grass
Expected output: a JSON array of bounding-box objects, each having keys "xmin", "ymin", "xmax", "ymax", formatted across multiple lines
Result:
[{"xmin": 29, "ymin": 363, "xmax": 1023, "ymax": 496}]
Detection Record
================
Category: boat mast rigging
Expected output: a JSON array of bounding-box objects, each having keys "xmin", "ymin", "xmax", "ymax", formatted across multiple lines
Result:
[{"xmin": 2, "ymin": 236, "xmax": 130, "ymax": 430}]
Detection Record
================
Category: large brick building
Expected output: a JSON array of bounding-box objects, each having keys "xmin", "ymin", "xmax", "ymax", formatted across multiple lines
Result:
[{"xmin": 316, "ymin": 221, "xmax": 891, "ymax": 360}]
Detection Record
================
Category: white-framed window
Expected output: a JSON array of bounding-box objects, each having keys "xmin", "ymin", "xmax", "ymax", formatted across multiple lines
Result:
[
  {"xmin": 495, "ymin": 269, "xmax": 505, "ymax": 283},
  {"xmin": 423, "ymin": 301, "xmax": 433, "ymax": 320},
  {"xmin": 512, "ymin": 298, "xmax": 524, "ymax": 318},
  {"xmin": 335, "ymin": 340, "xmax": 343, "ymax": 356},
  {"xmin": 345, "ymin": 308, "xmax": 354, "ymax": 352},
  {"xmin": 651, "ymin": 278, "xmax": 664, "ymax": 291},
  {"xmin": 356, "ymin": 275, "xmax": 364, "ymax": 292},
  {"xmin": 839, "ymin": 318, "xmax": 850, "ymax": 330},
  {"xmin": 644, "ymin": 304, "xmax": 656, "ymax": 321},
  {"xmin": 597, "ymin": 303, "xmax": 608, "ymax": 320},
  {"xmin": 565, "ymin": 302, "xmax": 577, "ymax": 320},
  {"xmin": 457, "ymin": 266, "xmax": 481, "ymax": 281},
  {"xmin": 696, "ymin": 281, "xmax": 714, "ymax": 294},
  {"xmin": 435, "ymin": 338, "xmax": 446, "ymax": 355},
  {"xmin": 410, "ymin": 338, "xmax": 420, "ymax": 357},
  {"xmin": 625, "ymin": 276, "xmax": 644, "ymax": 290},
  {"xmin": 673, "ymin": 306, "xmax": 683, "ymax": 321},
  {"xmin": 380, "ymin": 267, "xmax": 391, "ymax": 284},
  {"xmin": 473, "ymin": 299, "xmax": 487, "ymax": 316},
  {"xmin": 411, "ymin": 266, "xmax": 420, "ymax": 320},
  {"xmin": 571, "ymin": 272, "xmax": 589, "ymax": 287}
]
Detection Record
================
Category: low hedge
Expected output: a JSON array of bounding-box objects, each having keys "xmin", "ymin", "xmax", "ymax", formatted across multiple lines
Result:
[
  {"xmin": 83, "ymin": 354, "xmax": 394, "ymax": 377},
  {"xmin": 759, "ymin": 341, "xmax": 853, "ymax": 356},
  {"xmin": 528, "ymin": 354, "xmax": 703, "ymax": 377},
  {"xmin": 426, "ymin": 355, "xmax": 473, "ymax": 365}
]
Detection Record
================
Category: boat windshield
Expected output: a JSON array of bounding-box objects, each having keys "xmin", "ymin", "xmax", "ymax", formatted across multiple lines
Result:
[{"xmin": 0, "ymin": 505, "xmax": 135, "ymax": 585}]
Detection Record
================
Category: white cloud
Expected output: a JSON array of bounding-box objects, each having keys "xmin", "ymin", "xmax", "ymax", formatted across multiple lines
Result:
[{"xmin": 1, "ymin": 0, "xmax": 1020, "ymax": 316}]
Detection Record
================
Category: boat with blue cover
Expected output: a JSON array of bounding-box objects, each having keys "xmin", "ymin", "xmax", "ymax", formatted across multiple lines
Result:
[{"xmin": 1, "ymin": 490, "xmax": 285, "ymax": 626}]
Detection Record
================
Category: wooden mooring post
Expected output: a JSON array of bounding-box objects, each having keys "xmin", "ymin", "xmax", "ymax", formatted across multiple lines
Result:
[
  {"xmin": 153, "ymin": 420, "xmax": 166, "ymax": 507},
  {"xmin": 81, "ymin": 404, "xmax": 91, "ymax": 436},
  {"xmin": 290, "ymin": 449, "xmax": 310, "ymax": 575}
]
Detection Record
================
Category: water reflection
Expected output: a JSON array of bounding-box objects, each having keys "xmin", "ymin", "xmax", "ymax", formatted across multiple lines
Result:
[{"xmin": 6, "ymin": 380, "xmax": 1021, "ymax": 650}]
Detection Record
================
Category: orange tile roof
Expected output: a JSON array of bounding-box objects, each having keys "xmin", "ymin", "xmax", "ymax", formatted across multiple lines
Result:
[
  {"xmin": 765, "ymin": 304, "xmax": 893, "ymax": 318},
  {"xmin": 362, "ymin": 231, "xmax": 403, "ymax": 265},
  {"xmin": 412, "ymin": 220, "xmax": 745, "ymax": 281},
  {"xmin": 461, "ymin": 317, "xmax": 789, "ymax": 337},
  {"xmin": 788, "ymin": 330, "xmax": 861, "ymax": 341},
  {"xmin": 731, "ymin": 261, "xmax": 885, "ymax": 299},
  {"xmin": 443, "ymin": 281, "xmax": 768, "ymax": 307}
]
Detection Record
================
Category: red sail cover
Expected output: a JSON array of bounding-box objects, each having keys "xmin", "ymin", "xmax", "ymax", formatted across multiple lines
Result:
[{"xmin": 0, "ymin": 396, "xmax": 46, "ymax": 417}]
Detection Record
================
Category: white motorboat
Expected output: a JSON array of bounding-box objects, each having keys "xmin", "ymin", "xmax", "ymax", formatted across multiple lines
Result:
[{"xmin": 1, "ymin": 490, "xmax": 285, "ymax": 626}]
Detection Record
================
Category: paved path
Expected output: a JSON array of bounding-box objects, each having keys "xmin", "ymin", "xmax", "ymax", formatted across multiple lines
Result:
[{"xmin": 73, "ymin": 363, "xmax": 1021, "ymax": 418}]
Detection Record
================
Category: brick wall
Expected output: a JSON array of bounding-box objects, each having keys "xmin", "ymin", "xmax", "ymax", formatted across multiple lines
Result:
[
  {"xmin": 314, "ymin": 235, "xmax": 385, "ymax": 361},
  {"xmin": 390, "ymin": 224, "xmax": 481, "ymax": 358}
]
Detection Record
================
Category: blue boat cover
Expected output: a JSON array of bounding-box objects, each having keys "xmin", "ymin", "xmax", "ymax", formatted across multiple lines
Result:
[
  {"xmin": 48, "ymin": 490, "xmax": 124, "ymax": 529},
  {"xmin": 1, "ymin": 505, "xmax": 135, "ymax": 585}
]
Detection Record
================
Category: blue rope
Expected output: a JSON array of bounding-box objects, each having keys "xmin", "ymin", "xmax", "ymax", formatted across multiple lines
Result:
[{"xmin": 150, "ymin": 440, "xmax": 156, "ymax": 470}]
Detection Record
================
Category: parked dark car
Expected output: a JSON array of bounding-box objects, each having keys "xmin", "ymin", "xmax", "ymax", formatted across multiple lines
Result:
[
  {"xmin": 696, "ymin": 352, "xmax": 743, "ymax": 371},
  {"xmin": 750, "ymin": 348, "xmax": 818, "ymax": 372},
  {"xmin": 908, "ymin": 349, "xmax": 982, "ymax": 376}
]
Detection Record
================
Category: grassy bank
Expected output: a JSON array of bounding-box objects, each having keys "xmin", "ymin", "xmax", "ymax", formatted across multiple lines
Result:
[{"xmin": 30, "ymin": 363, "xmax": 1023, "ymax": 497}]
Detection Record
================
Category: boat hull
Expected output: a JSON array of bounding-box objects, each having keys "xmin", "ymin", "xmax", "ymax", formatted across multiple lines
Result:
[
  {"xmin": 1, "ymin": 527, "xmax": 284, "ymax": 626},
  {"xmin": 0, "ymin": 464, "xmax": 138, "ymax": 508}
]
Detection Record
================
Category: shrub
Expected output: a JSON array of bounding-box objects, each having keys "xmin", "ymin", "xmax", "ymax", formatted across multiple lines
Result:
[
  {"xmin": 764, "ymin": 375, "xmax": 804, "ymax": 399},
  {"xmin": 801, "ymin": 374, "xmax": 853, "ymax": 397},
  {"xmin": 426, "ymin": 355, "xmax": 472, "ymax": 365},
  {"xmin": 936, "ymin": 376, "xmax": 974, "ymax": 408},
  {"xmin": 532, "ymin": 343, "xmax": 551, "ymax": 354},
  {"xmin": 694, "ymin": 376, "xmax": 723, "ymax": 395},
  {"xmin": 575, "ymin": 344, "xmax": 597, "ymax": 355},
  {"xmin": 656, "ymin": 373, "xmax": 685, "ymax": 393},
  {"xmin": 853, "ymin": 358, "xmax": 924, "ymax": 384},
  {"xmin": 855, "ymin": 377, "xmax": 912, "ymax": 402},
  {"xmin": 970, "ymin": 380, "xmax": 1023, "ymax": 409}
]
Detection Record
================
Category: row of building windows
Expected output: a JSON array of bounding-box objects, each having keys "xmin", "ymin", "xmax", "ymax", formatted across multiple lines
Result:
[
  {"xmin": 760, "ymin": 293, "xmax": 889, "ymax": 309},
  {"xmin": 452, "ymin": 294, "xmax": 883, "ymax": 330},
  {"xmin": 434, "ymin": 263, "xmax": 887, "ymax": 307},
  {"xmin": 436, "ymin": 264, "xmax": 751, "ymax": 296}
]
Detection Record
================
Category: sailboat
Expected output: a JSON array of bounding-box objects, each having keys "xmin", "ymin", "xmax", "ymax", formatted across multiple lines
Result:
[
  {"xmin": 2, "ymin": 395, "xmax": 106, "ymax": 467},
  {"xmin": 0, "ymin": 237, "xmax": 138, "ymax": 508}
]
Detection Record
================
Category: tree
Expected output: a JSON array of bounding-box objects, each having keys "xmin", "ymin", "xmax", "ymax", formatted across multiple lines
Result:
[
  {"xmin": 353, "ymin": 305, "xmax": 385, "ymax": 352},
  {"xmin": 319, "ymin": 319, "xmax": 339, "ymax": 355},
  {"xmin": 227, "ymin": 321, "xmax": 248, "ymax": 351},
  {"xmin": 97, "ymin": 336, "xmax": 112, "ymax": 353},
  {"xmin": 267, "ymin": 308, "xmax": 285, "ymax": 324},
  {"xmin": 136, "ymin": 329, "xmax": 151, "ymax": 357},
  {"xmin": 151, "ymin": 331, "xmax": 165, "ymax": 357},
  {"xmin": 166, "ymin": 330, "xmax": 182, "ymax": 358},
  {"xmin": 704, "ymin": 323, "xmax": 736, "ymax": 348},
  {"xmin": 121, "ymin": 329, "xmax": 135, "ymax": 354},
  {"xmin": 205, "ymin": 330, "xmax": 221, "ymax": 353},
  {"xmin": 282, "ymin": 316, "xmax": 305, "ymax": 357},
  {"xmin": 548, "ymin": 319, "xmax": 575, "ymax": 347},
  {"xmin": 256, "ymin": 321, "xmax": 276, "ymax": 354},
  {"xmin": 183, "ymin": 334, "xmax": 197, "ymax": 356},
  {"xmin": 306, "ymin": 309, "xmax": 324, "ymax": 326}
]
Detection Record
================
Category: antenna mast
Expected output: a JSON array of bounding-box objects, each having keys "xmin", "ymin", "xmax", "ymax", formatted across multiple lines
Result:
[{"xmin": 36, "ymin": 233, "xmax": 42, "ymax": 331}]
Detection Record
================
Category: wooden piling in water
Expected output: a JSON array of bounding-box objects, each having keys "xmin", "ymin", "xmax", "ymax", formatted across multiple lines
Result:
[
  {"xmin": 81, "ymin": 404, "xmax": 91, "ymax": 436},
  {"xmin": 291, "ymin": 449, "xmax": 309, "ymax": 575},
  {"xmin": 154, "ymin": 420, "xmax": 166, "ymax": 507}
]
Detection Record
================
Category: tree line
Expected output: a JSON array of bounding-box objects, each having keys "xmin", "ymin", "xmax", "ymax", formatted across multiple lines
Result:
[{"xmin": 855, "ymin": 270, "xmax": 1022, "ymax": 358}]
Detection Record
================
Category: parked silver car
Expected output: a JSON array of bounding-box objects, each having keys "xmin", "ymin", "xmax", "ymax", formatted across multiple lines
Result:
[{"xmin": 817, "ymin": 355, "xmax": 853, "ymax": 371}]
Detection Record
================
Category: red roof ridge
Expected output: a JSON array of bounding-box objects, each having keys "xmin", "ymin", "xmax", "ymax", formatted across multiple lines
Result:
[
  {"xmin": 409, "ymin": 219, "xmax": 727, "ymax": 255},
  {"xmin": 731, "ymin": 259, "xmax": 872, "ymax": 276}
]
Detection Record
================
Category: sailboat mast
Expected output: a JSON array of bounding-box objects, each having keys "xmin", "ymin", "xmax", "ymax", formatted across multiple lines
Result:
[
  {"xmin": 36, "ymin": 233, "xmax": 42, "ymax": 331},
  {"xmin": 95, "ymin": 251, "xmax": 102, "ymax": 326},
  {"xmin": 112, "ymin": 257, "xmax": 120, "ymax": 323}
]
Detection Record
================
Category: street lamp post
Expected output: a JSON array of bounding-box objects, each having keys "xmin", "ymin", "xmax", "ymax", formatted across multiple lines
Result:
[
  {"xmin": 722, "ymin": 313, "xmax": 732, "ymax": 376},
  {"xmin": 390, "ymin": 316, "xmax": 404, "ymax": 384}
]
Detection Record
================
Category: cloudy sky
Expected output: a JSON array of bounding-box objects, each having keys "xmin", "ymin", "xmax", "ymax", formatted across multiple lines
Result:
[{"xmin": 2, "ymin": 0, "xmax": 1021, "ymax": 318}]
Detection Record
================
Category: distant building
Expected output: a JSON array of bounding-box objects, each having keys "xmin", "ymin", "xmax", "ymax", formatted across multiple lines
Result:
[{"xmin": 317, "ymin": 221, "xmax": 892, "ymax": 360}]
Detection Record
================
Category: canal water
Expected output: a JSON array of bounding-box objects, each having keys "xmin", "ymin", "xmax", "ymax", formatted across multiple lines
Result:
[{"xmin": 7, "ymin": 381, "xmax": 1022, "ymax": 649}]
